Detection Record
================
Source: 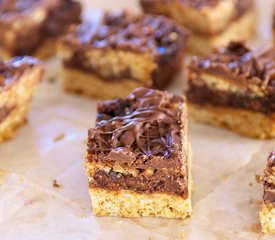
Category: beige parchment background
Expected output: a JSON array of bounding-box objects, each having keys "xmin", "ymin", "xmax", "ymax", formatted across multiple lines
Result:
[{"xmin": 0, "ymin": 0, "xmax": 274, "ymax": 239}]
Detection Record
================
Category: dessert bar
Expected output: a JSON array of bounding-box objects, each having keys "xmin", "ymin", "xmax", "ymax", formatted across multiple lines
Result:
[
  {"xmin": 0, "ymin": 0, "xmax": 81, "ymax": 59},
  {"xmin": 58, "ymin": 12, "xmax": 188, "ymax": 99},
  {"xmin": 84, "ymin": 88, "xmax": 192, "ymax": 218},
  {"xmin": 260, "ymin": 152, "xmax": 275, "ymax": 234},
  {"xmin": 186, "ymin": 42, "xmax": 275, "ymax": 138},
  {"xmin": 140, "ymin": 0, "xmax": 255, "ymax": 55},
  {"xmin": 0, "ymin": 57, "xmax": 43, "ymax": 142}
]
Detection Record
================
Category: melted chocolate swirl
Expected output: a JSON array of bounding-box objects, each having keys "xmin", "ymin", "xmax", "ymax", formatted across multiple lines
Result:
[{"xmin": 88, "ymin": 88, "xmax": 184, "ymax": 160}]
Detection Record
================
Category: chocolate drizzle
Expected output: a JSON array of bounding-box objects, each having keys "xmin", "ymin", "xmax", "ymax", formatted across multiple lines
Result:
[
  {"xmin": 88, "ymin": 88, "xmax": 184, "ymax": 161},
  {"xmin": 263, "ymin": 152, "xmax": 275, "ymax": 205},
  {"xmin": 65, "ymin": 11, "xmax": 187, "ymax": 56},
  {"xmin": 191, "ymin": 42, "xmax": 275, "ymax": 90}
]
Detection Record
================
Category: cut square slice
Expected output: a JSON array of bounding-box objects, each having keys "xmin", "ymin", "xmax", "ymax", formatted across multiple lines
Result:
[
  {"xmin": 186, "ymin": 42, "xmax": 275, "ymax": 138},
  {"xmin": 0, "ymin": 0, "xmax": 81, "ymax": 59},
  {"xmin": 0, "ymin": 57, "xmax": 44, "ymax": 142},
  {"xmin": 140, "ymin": 0, "xmax": 255, "ymax": 54},
  {"xmin": 84, "ymin": 87, "xmax": 192, "ymax": 218},
  {"xmin": 58, "ymin": 12, "xmax": 188, "ymax": 99},
  {"xmin": 260, "ymin": 152, "xmax": 275, "ymax": 234}
]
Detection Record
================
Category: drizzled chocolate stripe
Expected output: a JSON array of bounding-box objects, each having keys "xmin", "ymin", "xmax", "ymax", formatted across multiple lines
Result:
[
  {"xmin": 87, "ymin": 88, "xmax": 184, "ymax": 167},
  {"xmin": 88, "ymin": 88, "xmax": 182, "ymax": 158}
]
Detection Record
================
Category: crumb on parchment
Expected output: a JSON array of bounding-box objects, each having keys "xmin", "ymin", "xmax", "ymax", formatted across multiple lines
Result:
[
  {"xmin": 255, "ymin": 174, "xmax": 261, "ymax": 184},
  {"xmin": 53, "ymin": 133, "xmax": 65, "ymax": 142},
  {"xmin": 53, "ymin": 179, "xmax": 62, "ymax": 188}
]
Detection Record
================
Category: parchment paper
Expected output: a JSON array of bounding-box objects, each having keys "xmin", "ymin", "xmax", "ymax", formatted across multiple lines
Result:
[{"xmin": 0, "ymin": 1, "xmax": 275, "ymax": 239}]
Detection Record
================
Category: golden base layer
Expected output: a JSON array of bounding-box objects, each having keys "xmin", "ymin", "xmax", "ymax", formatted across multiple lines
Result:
[
  {"xmin": 0, "ymin": 65, "xmax": 42, "ymax": 143},
  {"xmin": 0, "ymin": 38, "xmax": 56, "ymax": 60},
  {"xmin": 260, "ymin": 204, "xmax": 275, "ymax": 234},
  {"xmin": 61, "ymin": 67, "xmax": 149, "ymax": 100},
  {"xmin": 90, "ymin": 188, "xmax": 192, "ymax": 219},
  {"xmin": 187, "ymin": 9, "xmax": 255, "ymax": 55},
  {"xmin": 0, "ymin": 102, "xmax": 31, "ymax": 143},
  {"xmin": 188, "ymin": 103, "xmax": 275, "ymax": 139}
]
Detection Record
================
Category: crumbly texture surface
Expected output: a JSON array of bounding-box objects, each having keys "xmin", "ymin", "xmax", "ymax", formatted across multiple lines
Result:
[
  {"xmin": 189, "ymin": 103, "xmax": 275, "ymax": 139},
  {"xmin": 85, "ymin": 88, "xmax": 192, "ymax": 218},
  {"xmin": 0, "ymin": 57, "xmax": 43, "ymax": 142},
  {"xmin": 260, "ymin": 152, "xmax": 275, "ymax": 233},
  {"xmin": 58, "ymin": 12, "xmax": 187, "ymax": 99},
  {"xmin": 0, "ymin": 0, "xmax": 81, "ymax": 58},
  {"xmin": 90, "ymin": 188, "xmax": 192, "ymax": 219}
]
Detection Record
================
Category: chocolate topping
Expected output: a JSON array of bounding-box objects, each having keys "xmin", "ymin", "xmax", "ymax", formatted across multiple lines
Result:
[
  {"xmin": 0, "ymin": 0, "xmax": 81, "ymax": 56},
  {"xmin": 91, "ymin": 169, "xmax": 188, "ymax": 196},
  {"xmin": 0, "ymin": 56, "xmax": 41, "ymax": 91},
  {"xmin": 267, "ymin": 151, "xmax": 275, "ymax": 168},
  {"xmin": 87, "ymin": 88, "xmax": 184, "ymax": 165},
  {"xmin": 263, "ymin": 152, "xmax": 275, "ymax": 205},
  {"xmin": 63, "ymin": 11, "xmax": 187, "ymax": 56},
  {"xmin": 190, "ymin": 42, "xmax": 275, "ymax": 91}
]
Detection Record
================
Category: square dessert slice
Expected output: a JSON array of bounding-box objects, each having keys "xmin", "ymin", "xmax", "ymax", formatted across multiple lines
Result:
[
  {"xmin": 0, "ymin": 0, "xmax": 81, "ymax": 59},
  {"xmin": 140, "ymin": 0, "xmax": 255, "ymax": 55},
  {"xmin": 0, "ymin": 57, "xmax": 43, "ymax": 142},
  {"xmin": 58, "ymin": 12, "xmax": 188, "ymax": 100},
  {"xmin": 260, "ymin": 152, "xmax": 275, "ymax": 234},
  {"xmin": 84, "ymin": 88, "xmax": 192, "ymax": 218},
  {"xmin": 186, "ymin": 42, "xmax": 275, "ymax": 139}
]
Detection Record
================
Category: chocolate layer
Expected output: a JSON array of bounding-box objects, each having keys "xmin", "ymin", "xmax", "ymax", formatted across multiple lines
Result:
[
  {"xmin": 187, "ymin": 84, "xmax": 275, "ymax": 115},
  {"xmin": 91, "ymin": 169, "xmax": 188, "ymax": 196},
  {"xmin": 190, "ymin": 42, "xmax": 275, "ymax": 90},
  {"xmin": 87, "ymin": 88, "xmax": 188, "ymax": 196},
  {"xmin": 0, "ymin": 56, "xmax": 42, "ymax": 91},
  {"xmin": 0, "ymin": 106, "xmax": 14, "ymax": 123},
  {"xmin": 0, "ymin": 0, "xmax": 81, "ymax": 56},
  {"xmin": 61, "ymin": 11, "xmax": 187, "ymax": 89},
  {"xmin": 263, "ymin": 152, "xmax": 275, "ymax": 205}
]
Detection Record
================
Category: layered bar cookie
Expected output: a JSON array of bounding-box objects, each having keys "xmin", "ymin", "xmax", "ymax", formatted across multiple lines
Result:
[
  {"xmin": 0, "ymin": 57, "xmax": 43, "ymax": 142},
  {"xmin": 186, "ymin": 42, "xmax": 275, "ymax": 139},
  {"xmin": 58, "ymin": 12, "xmax": 188, "ymax": 100},
  {"xmin": 0, "ymin": 0, "xmax": 81, "ymax": 59},
  {"xmin": 260, "ymin": 152, "xmax": 275, "ymax": 234},
  {"xmin": 84, "ymin": 88, "xmax": 192, "ymax": 218},
  {"xmin": 140, "ymin": 0, "xmax": 255, "ymax": 55}
]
